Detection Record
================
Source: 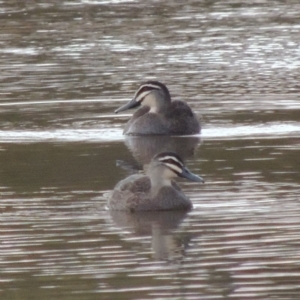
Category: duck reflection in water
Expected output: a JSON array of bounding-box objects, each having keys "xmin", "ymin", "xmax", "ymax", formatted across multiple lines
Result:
[
  {"xmin": 124, "ymin": 135, "xmax": 201, "ymax": 166},
  {"xmin": 110, "ymin": 210, "xmax": 191, "ymax": 261},
  {"xmin": 108, "ymin": 152, "xmax": 204, "ymax": 212}
]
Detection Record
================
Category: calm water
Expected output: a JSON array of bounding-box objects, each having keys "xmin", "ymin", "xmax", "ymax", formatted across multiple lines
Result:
[{"xmin": 1, "ymin": 1, "xmax": 300, "ymax": 299}]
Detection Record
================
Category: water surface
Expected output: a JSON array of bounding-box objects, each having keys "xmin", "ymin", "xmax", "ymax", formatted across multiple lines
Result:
[{"xmin": 0, "ymin": 1, "xmax": 300, "ymax": 299}]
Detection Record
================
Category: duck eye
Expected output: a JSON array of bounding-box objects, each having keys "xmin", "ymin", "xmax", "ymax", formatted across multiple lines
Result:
[
  {"xmin": 139, "ymin": 86, "xmax": 153, "ymax": 94},
  {"xmin": 163, "ymin": 159, "xmax": 177, "ymax": 164}
]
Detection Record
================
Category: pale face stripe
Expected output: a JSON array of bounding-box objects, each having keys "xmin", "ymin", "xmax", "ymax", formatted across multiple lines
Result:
[
  {"xmin": 164, "ymin": 163, "xmax": 182, "ymax": 175},
  {"xmin": 134, "ymin": 84, "xmax": 161, "ymax": 102},
  {"xmin": 138, "ymin": 83, "xmax": 162, "ymax": 91},
  {"xmin": 159, "ymin": 155, "xmax": 184, "ymax": 175},
  {"xmin": 135, "ymin": 90, "xmax": 152, "ymax": 103},
  {"xmin": 158, "ymin": 155, "xmax": 183, "ymax": 167}
]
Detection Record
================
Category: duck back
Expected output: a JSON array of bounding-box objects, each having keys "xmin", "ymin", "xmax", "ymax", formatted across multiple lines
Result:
[
  {"xmin": 166, "ymin": 100, "xmax": 200, "ymax": 135},
  {"xmin": 108, "ymin": 174, "xmax": 192, "ymax": 211},
  {"xmin": 123, "ymin": 100, "xmax": 200, "ymax": 135}
]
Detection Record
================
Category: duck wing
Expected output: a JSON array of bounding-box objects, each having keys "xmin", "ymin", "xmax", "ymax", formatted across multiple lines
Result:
[
  {"xmin": 115, "ymin": 174, "xmax": 151, "ymax": 193},
  {"xmin": 166, "ymin": 100, "xmax": 200, "ymax": 135},
  {"xmin": 109, "ymin": 174, "xmax": 152, "ymax": 211}
]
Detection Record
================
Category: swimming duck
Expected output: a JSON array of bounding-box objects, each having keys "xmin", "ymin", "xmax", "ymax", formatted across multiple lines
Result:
[
  {"xmin": 115, "ymin": 81, "xmax": 201, "ymax": 135},
  {"xmin": 108, "ymin": 152, "xmax": 204, "ymax": 211}
]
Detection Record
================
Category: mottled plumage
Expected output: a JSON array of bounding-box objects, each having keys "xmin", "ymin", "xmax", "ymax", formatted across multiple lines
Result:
[{"xmin": 108, "ymin": 152, "xmax": 204, "ymax": 211}]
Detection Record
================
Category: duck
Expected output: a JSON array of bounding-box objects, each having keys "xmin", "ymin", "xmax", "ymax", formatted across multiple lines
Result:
[
  {"xmin": 108, "ymin": 152, "xmax": 204, "ymax": 211},
  {"xmin": 115, "ymin": 81, "xmax": 201, "ymax": 135}
]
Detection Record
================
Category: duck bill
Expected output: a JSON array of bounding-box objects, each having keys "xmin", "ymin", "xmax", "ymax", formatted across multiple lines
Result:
[
  {"xmin": 179, "ymin": 167, "xmax": 205, "ymax": 183},
  {"xmin": 115, "ymin": 98, "xmax": 140, "ymax": 113}
]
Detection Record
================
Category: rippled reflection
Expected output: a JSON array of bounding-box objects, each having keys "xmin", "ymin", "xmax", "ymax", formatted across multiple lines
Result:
[{"xmin": 110, "ymin": 211, "xmax": 190, "ymax": 260}]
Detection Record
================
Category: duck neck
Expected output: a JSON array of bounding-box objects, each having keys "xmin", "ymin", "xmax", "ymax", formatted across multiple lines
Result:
[
  {"xmin": 143, "ymin": 90, "xmax": 171, "ymax": 114},
  {"xmin": 156, "ymin": 91, "xmax": 171, "ymax": 114},
  {"xmin": 147, "ymin": 165, "xmax": 172, "ymax": 196}
]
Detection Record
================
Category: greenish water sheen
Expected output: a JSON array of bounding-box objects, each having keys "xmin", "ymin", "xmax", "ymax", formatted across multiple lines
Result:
[{"xmin": 1, "ymin": 1, "xmax": 300, "ymax": 299}]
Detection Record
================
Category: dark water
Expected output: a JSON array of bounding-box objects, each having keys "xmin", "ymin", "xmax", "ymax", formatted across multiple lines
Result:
[{"xmin": 1, "ymin": 1, "xmax": 300, "ymax": 299}]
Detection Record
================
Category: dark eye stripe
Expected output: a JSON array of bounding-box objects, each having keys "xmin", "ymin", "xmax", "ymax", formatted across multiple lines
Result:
[
  {"xmin": 138, "ymin": 86, "xmax": 153, "ymax": 94},
  {"xmin": 155, "ymin": 152, "xmax": 185, "ymax": 171},
  {"xmin": 164, "ymin": 162, "xmax": 182, "ymax": 176},
  {"xmin": 136, "ymin": 84, "xmax": 161, "ymax": 96},
  {"xmin": 160, "ymin": 158, "xmax": 183, "ymax": 170}
]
